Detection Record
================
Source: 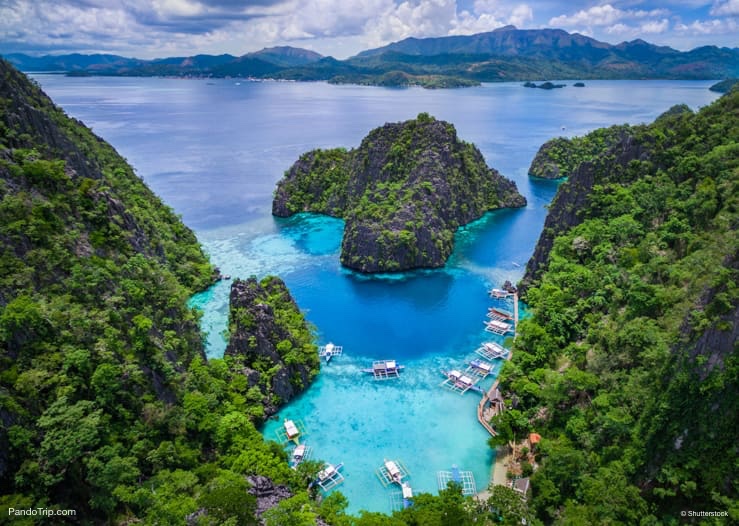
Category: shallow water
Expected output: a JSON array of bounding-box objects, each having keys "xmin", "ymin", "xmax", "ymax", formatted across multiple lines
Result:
[{"xmin": 34, "ymin": 75, "xmax": 719, "ymax": 513}]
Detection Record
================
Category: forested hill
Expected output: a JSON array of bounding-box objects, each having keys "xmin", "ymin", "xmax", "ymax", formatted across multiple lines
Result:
[
  {"xmin": 0, "ymin": 59, "xmax": 326, "ymax": 524},
  {"xmin": 505, "ymin": 90, "xmax": 738, "ymax": 522}
]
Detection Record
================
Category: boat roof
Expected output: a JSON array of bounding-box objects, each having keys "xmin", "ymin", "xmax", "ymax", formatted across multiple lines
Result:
[
  {"xmin": 471, "ymin": 359, "xmax": 492, "ymax": 370},
  {"xmin": 284, "ymin": 420, "xmax": 299, "ymax": 436},
  {"xmin": 385, "ymin": 461, "xmax": 400, "ymax": 475},
  {"xmin": 318, "ymin": 464, "xmax": 336, "ymax": 479}
]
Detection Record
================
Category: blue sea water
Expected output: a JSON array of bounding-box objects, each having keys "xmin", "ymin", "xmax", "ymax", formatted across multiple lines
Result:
[{"xmin": 33, "ymin": 75, "xmax": 719, "ymax": 513}]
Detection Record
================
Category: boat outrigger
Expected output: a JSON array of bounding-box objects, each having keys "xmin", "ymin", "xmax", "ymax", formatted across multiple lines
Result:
[
  {"xmin": 484, "ymin": 319, "xmax": 513, "ymax": 335},
  {"xmin": 467, "ymin": 359, "xmax": 493, "ymax": 378},
  {"xmin": 441, "ymin": 369, "xmax": 484, "ymax": 394},
  {"xmin": 475, "ymin": 341, "xmax": 510, "ymax": 360},
  {"xmin": 437, "ymin": 464, "xmax": 477, "ymax": 496},
  {"xmin": 378, "ymin": 459, "xmax": 414, "ymax": 510},
  {"xmin": 487, "ymin": 306, "xmax": 514, "ymax": 321},
  {"xmin": 315, "ymin": 463, "xmax": 344, "ymax": 491},
  {"xmin": 290, "ymin": 444, "xmax": 312, "ymax": 468},
  {"xmin": 488, "ymin": 288, "xmax": 513, "ymax": 299},
  {"xmin": 363, "ymin": 360, "xmax": 404, "ymax": 380},
  {"xmin": 377, "ymin": 459, "xmax": 410, "ymax": 487},
  {"xmin": 390, "ymin": 482, "xmax": 414, "ymax": 511},
  {"xmin": 318, "ymin": 342, "xmax": 343, "ymax": 362},
  {"xmin": 275, "ymin": 418, "xmax": 305, "ymax": 445}
]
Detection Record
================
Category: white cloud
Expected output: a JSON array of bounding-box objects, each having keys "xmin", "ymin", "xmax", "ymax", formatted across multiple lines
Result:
[
  {"xmin": 710, "ymin": 0, "xmax": 739, "ymax": 16},
  {"xmin": 549, "ymin": 4, "xmax": 669, "ymax": 28},
  {"xmin": 675, "ymin": 17, "xmax": 738, "ymax": 34},
  {"xmin": 152, "ymin": 0, "xmax": 204, "ymax": 18},
  {"xmin": 550, "ymin": 4, "xmax": 622, "ymax": 27},
  {"xmin": 508, "ymin": 5, "xmax": 533, "ymax": 27},
  {"xmin": 640, "ymin": 19, "xmax": 669, "ymax": 34},
  {"xmin": 363, "ymin": 0, "xmax": 456, "ymax": 45},
  {"xmin": 605, "ymin": 23, "xmax": 631, "ymax": 35},
  {"xmin": 450, "ymin": 11, "xmax": 504, "ymax": 35}
]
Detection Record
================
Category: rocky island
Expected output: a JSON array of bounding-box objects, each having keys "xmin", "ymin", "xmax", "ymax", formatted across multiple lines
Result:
[
  {"xmin": 272, "ymin": 113, "xmax": 526, "ymax": 272},
  {"xmin": 523, "ymin": 81, "xmax": 566, "ymax": 89},
  {"xmin": 225, "ymin": 276, "xmax": 320, "ymax": 419}
]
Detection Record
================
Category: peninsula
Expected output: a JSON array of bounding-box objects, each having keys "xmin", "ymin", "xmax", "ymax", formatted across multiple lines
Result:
[{"xmin": 272, "ymin": 113, "xmax": 526, "ymax": 272}]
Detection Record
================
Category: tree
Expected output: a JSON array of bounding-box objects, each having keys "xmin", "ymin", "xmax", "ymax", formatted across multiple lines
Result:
[
  {"xmin": 485, "ymin": 485, "xmax": 534, "ymax": 526},
  {"xmin": 489, "ymin": 409, "xmax": 530, "ymax": 448},
  {"xmin": 196, "ymin": 471, "xmax": 257, "ymax": 525},
  {"xmin": 37, "ymin": 397, "xmax": 103, "ymax": 486},
  {"xmin": 262, "ymin": 493, "xmax": 317, "ymax": 526}
]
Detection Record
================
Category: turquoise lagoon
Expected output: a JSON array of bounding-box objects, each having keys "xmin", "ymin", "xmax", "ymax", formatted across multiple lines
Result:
[{"xmin": 33, "ymin": 75, "xmax": 720, "ymax": 513}]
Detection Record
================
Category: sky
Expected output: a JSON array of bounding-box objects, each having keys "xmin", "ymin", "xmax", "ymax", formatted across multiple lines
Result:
[{"xmin": 0, "ymin": 0, "xmax": 737, "ymax": 59}]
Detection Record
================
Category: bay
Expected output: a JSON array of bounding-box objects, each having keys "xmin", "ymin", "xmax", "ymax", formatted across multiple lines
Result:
[{"xmin": 33, "ymin": 75, "xmax": 719, "ymax": 513}]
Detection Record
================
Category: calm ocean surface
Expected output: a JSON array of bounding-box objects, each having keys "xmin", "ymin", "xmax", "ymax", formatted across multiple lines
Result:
[{"xmin": 34, "ymin": 74, "xmax": 719, "ymax": 513}]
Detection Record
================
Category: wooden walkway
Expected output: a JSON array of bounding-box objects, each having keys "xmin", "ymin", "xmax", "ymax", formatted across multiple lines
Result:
[{"xmin": 476, "ymin": 291, "xmax": 517, "ymax": 436}]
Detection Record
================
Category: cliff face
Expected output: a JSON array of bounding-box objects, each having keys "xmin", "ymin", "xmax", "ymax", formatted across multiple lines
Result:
[
  {"xmin": 521, "ymin": 129, "xmax": 653, "ymax": 291},
  {"xmin": 225, "ymin": 277, "xmax": 319, "ymax": 417},
  {"xmin": 508, "ymin": 91, "xmax": 737, "ymax": 522},
  {"xmin": 273, "ymin": 113, "xmax": 526, "ymax": 272}
]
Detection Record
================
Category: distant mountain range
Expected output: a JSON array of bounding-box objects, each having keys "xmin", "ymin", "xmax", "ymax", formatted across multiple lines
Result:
[{"xmin": 4, "ymin": 26, "xmax": 738, "ymax": 88}]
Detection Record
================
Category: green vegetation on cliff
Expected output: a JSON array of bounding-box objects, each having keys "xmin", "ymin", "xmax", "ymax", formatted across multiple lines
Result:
[
  {"xmin": 273, "ymin": 113, "xmax": 525, "ymax": 272},
  {"xmin": 0, "ymin": 59, "xmax": 323, "ymax": 524},
  {"xmin": 225, "ymin": 276, "xmax": 320, "ymax": 417},
  {"xmin": 505, "ymin": 90, "xmax": 738, "ymax": 523},
  {"xmin": 709, "ymin": 78, "xmax": 738, "ymax": 93},
  {"xmin": 527, "ymin": 125, "xmax": 630, "ymax": 179}
]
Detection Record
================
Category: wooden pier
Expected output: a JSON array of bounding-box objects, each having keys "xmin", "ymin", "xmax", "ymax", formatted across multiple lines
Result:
[{"xmin": 476, "ymin": 290, "xmax": 518, "ymax": 436}]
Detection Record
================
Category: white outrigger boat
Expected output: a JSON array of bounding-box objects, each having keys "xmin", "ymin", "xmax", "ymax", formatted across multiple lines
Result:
[{"xmin": 318, "ymin": 342, "xmax": 343, "ymax": 362}]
